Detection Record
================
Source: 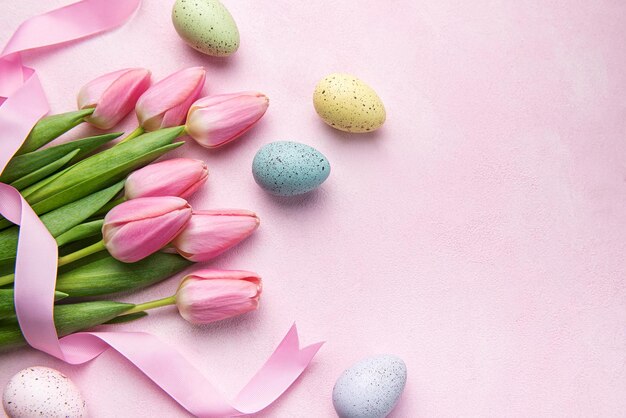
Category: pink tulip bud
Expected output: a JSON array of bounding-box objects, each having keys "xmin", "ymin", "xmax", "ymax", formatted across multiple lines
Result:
[
  {"xmin": 171, "ymin": 209, "xmax": 260, "ymax": 262},
  {"xmin": 125, "ymin": 158, "xmax": 209, "ymax": 199},
  {"xmin": 175, "ymin": 269, "xmax": 262, "ymax": 324},
  {"xmin": 77, "ymin": 68, "xmax": 151, "ymax": 129},
  {"xmin": 103, "ymin": 196, "xmax": 192, "ymax": 263},
  {"xmin": 185, "ymin": 92, "xmax": 269, "ymax": 148},
  {"xmin": 135, "ymin": 67, "xmax": 206, "ymax": 131}
]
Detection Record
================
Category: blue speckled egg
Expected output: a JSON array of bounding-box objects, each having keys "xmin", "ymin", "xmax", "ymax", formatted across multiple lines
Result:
[
  {"xmin": 252, "ymin": 141, "xmax": 330, "ymax": 196},
  {"xmin": 332, "ymin": 355, "xmax": 407, "ymax": 418}
]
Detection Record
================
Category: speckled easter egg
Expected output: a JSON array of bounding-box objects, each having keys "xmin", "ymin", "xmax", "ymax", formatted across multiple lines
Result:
[
  {"xmin": 3, "ymin": 366, "xmax": 86, "ymax": 418},
  {"xmin": 252, "ymin": 141, "xmax": 330, "ymax": 196},
  {"xmin": 313, "ymin": 73, "xmax": 386, "ymax": 133},
  {"xmin": 332, "ymin": 355, "xmax": 407, "ymax": 418},
  {"xmin": 172, "ymin": 0, "xmax": 240, "ymax": 57}
]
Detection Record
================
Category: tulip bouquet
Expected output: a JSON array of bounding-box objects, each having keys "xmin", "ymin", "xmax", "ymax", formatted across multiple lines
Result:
[{"xmin": 0, "ymin": 67, "xmax": 269, "ymax": 349}]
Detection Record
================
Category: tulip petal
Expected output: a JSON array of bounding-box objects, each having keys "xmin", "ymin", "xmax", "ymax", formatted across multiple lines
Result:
[
  {"xmin": 185, "ymin": 92, "xmax": 269, "ymax": 148},
  {"xmin": 78, "ymin": 68, "xmax": 151, "ymax": 129},
  {"xmin": 77, "ymin": 68, "xmax": 131, "ymax": 108},
  {"xmin": 104, "ymin": 196, "xmax": 188, "ymax": 225},
  {"xmin": 187, "ymin": 91, "xmax": 260, "ymax": 113},
  {"xmin": 103, "ymin": 197, "xmax": 192, "ymax": 263},
  {"xmin": 124, "ymin": 158, "xmax": 208, "ymax": 199},
  {"xmin": 172, "ymin": 210, "xmax": 259, "ymax": 262},
  {"xmin": 104, "ymin": 209, "xmax": 190, "ymax": 262},
  {"xmin": 136, "ymin": 67, "xmax": 206, "ymax": 131},
  {"xmin": 88, "ymin": 68, "xmax": 151, "ymax": 129},
  {"xmin": 175, "ymin": 270, "xmax": 262, "ymax": 324}
]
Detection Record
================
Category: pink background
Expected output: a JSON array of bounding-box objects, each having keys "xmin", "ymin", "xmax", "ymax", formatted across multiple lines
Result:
[{"xmin": 2, "ymin": 1, "xmax": 626, "ymax": 416}]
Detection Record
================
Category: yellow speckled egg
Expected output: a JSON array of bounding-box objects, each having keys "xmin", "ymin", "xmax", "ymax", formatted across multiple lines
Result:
[{"xmin": 313, "ymin": 73, "xmax": 386, "ymax": 133}]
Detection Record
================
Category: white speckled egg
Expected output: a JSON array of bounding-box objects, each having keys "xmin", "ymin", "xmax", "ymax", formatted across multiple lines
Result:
[
  {"xmin": 332, "ymin": 355, "xmax": 407, "ymax": 418},
  {"xmin": 3, "ymin": 366, "xmax": 86, "ymax": 418},
  {"xmin": 172, "ymin": 0, "xmax": 240, "ymax": 57},
  {"xmin": 313, "ymin": 73, "xmax": 386, "ymax": 133}
]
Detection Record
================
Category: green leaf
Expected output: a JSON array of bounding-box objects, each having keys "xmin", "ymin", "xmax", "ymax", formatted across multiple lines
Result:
[
  {"xmin": 0, "ymin": 260, "xmax": 13, "ymax": 277},
  {"xmin": 38, "ymin": 181, "xmax": 124, "ymax": 237},
  {"xmin": 10, "ymin": 149, "xmax": 80, "ymax": 190},
  {"xmin": 56, "ymin": 219, "xmax": 104, "ymax": 247},
  {"xmin": 0, "ymin": 181, "xmax": 124, "ymax": 264},
  {"xmin": 0, "ymin": 301, "xmax": 133, "ymax": 349},
  {"xmin": 28, "ymin": 142, "xmax": 182, "ymax": 216},
  {"xmin": 104, "ymin": 311, "xmax": 148, "ymax": 324},
  {"xmin": 0, "ymin": 290, "xmax": 68, "ymax": 318},
  {"xmin": 54, "ymin": 301, "xmax": 134, "ymax": 335},
  {"xmin": 17, "ymin": 130, "xmax": 179, "ymax": 202},
  {"xmin": 0, "ymin": 132, "xmax": 121, "ymax": 184},
  {"xmin": 56, "ymin": 252, "xmax": 192, "ymax": 297},
  {"xmin": 19, "ymin": 165, "xmax": 72, "ymax": 199},
  {"xmin": 16, "ymin": 109, "xmax": 95, "ymax": 155},
  {"xmin": 27, "ymin": 126, "xmax": 185, "ymax": 204}
]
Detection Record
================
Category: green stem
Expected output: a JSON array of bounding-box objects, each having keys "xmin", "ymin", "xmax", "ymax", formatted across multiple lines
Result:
[
  {"xmin": 57, "ymin": 240, "xmax": 106, "ymax": 267},
  {"xmin": 117, "ymin": 126, "xmax": 144, "ymax": 144},
  {"xmin": 124, "ymin": 295, "xmax": 176, "ymax": 315},
  {"xmin": 0, "ymin": 274, "xmax": 14, "ymax": 287}
]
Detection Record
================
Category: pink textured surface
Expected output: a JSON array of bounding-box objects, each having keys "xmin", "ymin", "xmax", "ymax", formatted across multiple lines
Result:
[{"xmin": 2, "ymin": 1, "xmax": 626, "ymax": 416}]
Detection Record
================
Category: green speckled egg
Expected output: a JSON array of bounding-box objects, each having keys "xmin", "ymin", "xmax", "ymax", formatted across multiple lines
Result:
[
  {"xmin": 252, "ymin": 141, "xmax": 331, "ymax": 196},
  {"xmin": 172, "ymin": 0, "xmax": 240, "ymax": 57},
  {"xmin": 313, "ymin": 73, "xmax": 386, "ymax": 133}
]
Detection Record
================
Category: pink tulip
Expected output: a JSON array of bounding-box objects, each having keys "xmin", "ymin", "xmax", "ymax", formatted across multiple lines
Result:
[
  {"xmin": 135, "ymin": 67, "xmax": 206, "ymax": 131},
  {"xmin": 171, "ymin": 210, "xmax": 260, "ymax": 262},
  {"xmin": 125, "ymin": 158, "xmax": 208, "ymax": 199},
  {"xmin": 185, "ymin": 92, "xmax": 269, "ymax": 148},
  {"xmin": 175, "ymin": 269, "xmax": 262, "ymax": 324},
  {"xmin": 77, "ymin": 68, "xmax": 151, "ymax": 129},
  {"xmin": 103, "ymin": 196, "xmax": 192, "ymax": 263}
]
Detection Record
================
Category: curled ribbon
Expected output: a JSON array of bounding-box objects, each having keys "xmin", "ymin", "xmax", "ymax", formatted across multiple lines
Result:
[{"xmin": 0, "ymin": 1, "xmax": 322, "ymax": 416}]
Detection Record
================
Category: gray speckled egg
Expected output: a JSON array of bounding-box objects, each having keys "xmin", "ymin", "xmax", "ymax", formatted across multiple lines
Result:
[
  {"xmin": 252, "ymin": 141, "xmax": 330, "ymax": 196},
  {"xmin": 172, "ymin": 0, "xmax": 240, "ymax": 57},
  {"xmin": 3, "ymin": 366, "xmax": 86, "ymax": 418},
  {"xmin": 313, "ymin": 73, "xmax": 386, "ymax": 133},
  {"xmin": 332, "ymin": 355, "xmax": 407, "ymax": 418}
]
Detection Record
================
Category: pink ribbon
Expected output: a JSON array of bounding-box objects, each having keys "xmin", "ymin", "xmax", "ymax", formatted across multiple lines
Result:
[{"xmin": 0, "ymin": 1, "xmax": 322, "ymax": 416}]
